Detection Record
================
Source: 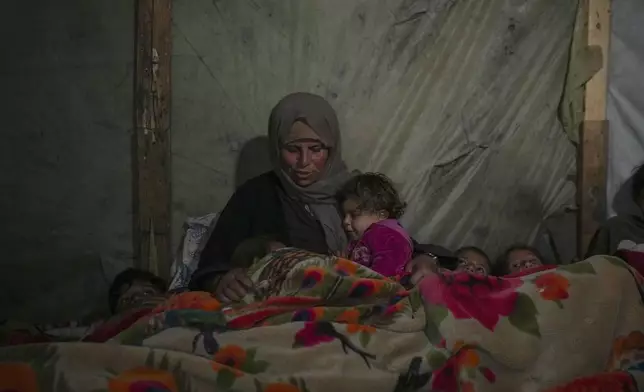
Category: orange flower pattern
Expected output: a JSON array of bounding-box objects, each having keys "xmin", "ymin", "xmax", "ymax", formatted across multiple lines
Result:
[
  {"xmin": 0, "ymin": 362, "xmax": 39, "ymax": 392},
  {"xmin": 609, "ymin": 330, "xmax": 644, "ymax": 370},
  {"xmin": 534, "ymin": 272, "xmax": 570, "ymax": 302},
  {"xmin": 301, "ymin": 267, "xmax": 327, "ymax": 289},
  {"xmin": 452, "ymin": 340, "xmax": 481, "ymax": 368},
  {"xmin": 336, "ymin": 308, "xmax": 360, "ymax": 324},
  {"xmin": 432, "ymin": 340, "xmax": 496, "ymax": 391},
  {"xmin": 348, "ymin": 279, "xmax": 385, "ymax": 298},
  {"xmin": 213, "ymin": 345, "xmax": 247, "ymax": 373},
  {"xmin": 334, "ymin": 258, "xmax": 359, "ymax": 276},
  {"xmin": 154, "ymin": 292, "xmax": 222, "ymax": 313},
  {"xmin": 543, "ymin": 371, "xmax": 635, "ymax": 392},
  {"xmin": 108, "ymin": 367, "xmax": 178, "ymax": 392},
  {"xmin": 263, "ymin": 382, "xmax": 302, "ymax": 392},
  {"xmin": 210, "ymin": 344, "xmax": 270, "ymax": 390},
  {"xmin": 346, "ymin": 324, "xmax": 376, "ymax": 334},
  {"xmin": 335, "ymin": 308, "xmax": 376, "ymax": 335},
  {"xmin": 291, "ymin": 307, "xmax": 325, "ymax": 322}
]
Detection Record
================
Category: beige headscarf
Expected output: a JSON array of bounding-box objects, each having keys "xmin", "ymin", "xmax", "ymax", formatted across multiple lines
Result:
[{"xmin": 268, "ymin": 92, "xmax": 354, "ymax": 252}]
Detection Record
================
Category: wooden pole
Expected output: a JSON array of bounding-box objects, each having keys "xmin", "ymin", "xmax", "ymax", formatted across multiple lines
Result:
[
  {"xmin": 578, "ymin": 0, "xmax": 610, "ymax": 257},
  {"xmin": 133, "ymin": 0, "xmax": 172, "ymax": 279}
]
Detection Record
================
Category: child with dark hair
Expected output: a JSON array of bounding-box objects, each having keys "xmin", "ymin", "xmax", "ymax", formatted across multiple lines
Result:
[
  {"xmin": 79, "ymin": 269, "xmax": 168, "ymax": 343},
  {"xmin": 455, "ymin": 246, "xmax": 491, "ymax": 275},
  {"xmin": 337, "ymin": 172, "xmax": 413, "ymax": 276},
  {"xmin": 586, "ymin": 163, "xmax": 644, "ymax": 257},
  {"xmin": 496, "ymin": 244, "xmax": 545, "ymax": 275},
  {"xmin": 108, "ymin": 268, "xmax": 168, "ymax": 314},
  {"xmin": 200, "ymin": 235, "xmax": 287, "ymax": 298},
  {"xmin": 230, "ymin": 235, "xmax": 286, "ymax": 269}
]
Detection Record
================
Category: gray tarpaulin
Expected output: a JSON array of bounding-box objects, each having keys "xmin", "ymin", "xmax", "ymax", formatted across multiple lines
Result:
[
  {"xmin": 172, "ymin": 0, "xmax": 579, "ymax": 257},
  {"xmin": 607, "ymin": 0, "xmax": 644, "ymax": 217}
]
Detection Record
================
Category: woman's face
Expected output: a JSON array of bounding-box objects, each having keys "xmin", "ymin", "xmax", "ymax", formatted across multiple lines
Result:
[
  {"xmin": 506, "ymin": 249, "xmax": 542, "ymax": 273},
  {"xmin": 280, "ymin": 121, "xmax": 330, "ymax": 187}
]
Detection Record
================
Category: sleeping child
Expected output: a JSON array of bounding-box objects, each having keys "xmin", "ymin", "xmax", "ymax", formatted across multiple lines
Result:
[
  {"xmin": 229, "ymin": 235, "xmax": 286, "ymax": 269},
  {"xmin": 337, "ymin": 172, "xmax": 413, "ymax": 277}
]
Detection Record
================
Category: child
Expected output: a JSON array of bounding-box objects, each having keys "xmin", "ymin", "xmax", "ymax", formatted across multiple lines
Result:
[
  {"xmin": 337, "ymin": 172, "xmax": 413, "ymax": 277},
  {"xmin": 108, "ymin": 268, "xmax": 168, "ymax": 315},
  {"xmin": 230, "ymin": 235, "xmax": 286, "ymax": 269},
  {"xmin": 496, "ymin": 244, "xmax": 545, "ymax": 275},
  {"xmin": 455, "ymin": 246, "xmax": 491, "ymax": 275}
]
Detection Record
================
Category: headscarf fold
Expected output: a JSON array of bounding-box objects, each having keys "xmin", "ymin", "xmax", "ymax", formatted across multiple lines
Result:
[{"xmin": 268, "ymin": 92, "xmax": 354, "ymax": 252}]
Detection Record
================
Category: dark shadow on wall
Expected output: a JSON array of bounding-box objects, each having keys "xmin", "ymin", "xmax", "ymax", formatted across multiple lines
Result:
[
  {"xmin": 534, "ymin": 168, "xmax": 644, "ymax": 266},
  {"xmin": 534, "ymin": 208, "xmax": 577, "ymax": 265},
  {"xmin": 235, "ymin": 136, "xmax": 272, "ymax": 188},
  {"xmin": 613, "ymin": 175, "xmax": 641, "ymax": 217}
]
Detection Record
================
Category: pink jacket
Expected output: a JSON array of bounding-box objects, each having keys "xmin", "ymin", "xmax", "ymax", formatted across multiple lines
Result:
[{"xmin": 346, "ymin": 219, "xmax": 413, "ymax": 277}]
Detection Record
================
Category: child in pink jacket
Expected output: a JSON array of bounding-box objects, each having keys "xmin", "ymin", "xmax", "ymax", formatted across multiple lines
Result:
[{"xmin": 337, "ymin": 173, "xmax": 413, "ymax": 277}]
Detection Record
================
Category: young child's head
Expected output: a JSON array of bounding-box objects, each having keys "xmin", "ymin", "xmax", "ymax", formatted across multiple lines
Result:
[
  {"xmin": 455, "ymin": 246, "xmax": 491, "ymax": 275},
  {"xmin": 337, "ymin": 172, "xmax": 406, "ymax": 238},
  {"xmin": 496, "ymin": 244, "xmax": 544, "ymax": 275},
  {"xmin": 231, "ymin": 235, "xmax": 286, "ymax": 269},
  {"xmin": 108, "ymin": 268, "xmax": 167, "ymax": 314}
]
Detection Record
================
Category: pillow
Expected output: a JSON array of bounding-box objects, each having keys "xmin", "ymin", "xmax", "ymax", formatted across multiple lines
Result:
[{"xmin": 168, "ymin": 213, "xmax": 219, "ymax": 291}]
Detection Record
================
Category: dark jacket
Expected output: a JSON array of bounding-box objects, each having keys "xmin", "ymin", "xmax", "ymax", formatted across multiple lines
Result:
[{"xmin": 190, "ymin": 172, "xmax": 329, "ymax": 289}]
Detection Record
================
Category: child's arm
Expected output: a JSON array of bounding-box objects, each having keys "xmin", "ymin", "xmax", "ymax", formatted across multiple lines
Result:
[{"xmin": 363, "ymin": 225, "xmax": 413, "ymax": 277}]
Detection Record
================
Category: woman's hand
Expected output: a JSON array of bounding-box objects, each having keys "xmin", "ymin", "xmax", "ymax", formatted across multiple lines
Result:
[
  {"xmin": 206, "ymin": 268, "xmax": 254, "ymax": 303},
  {"xmin": 405, "ymin": 254, "xmax": 439, "ymax": 286}
]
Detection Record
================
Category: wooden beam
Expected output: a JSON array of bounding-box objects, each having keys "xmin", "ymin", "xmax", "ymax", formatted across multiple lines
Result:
[
  {"xmin": 584, "ymin": 0, "xmax": 611, "ymax": 121},
  {"xmin": 577, "ymin": 0, "xmax": 611, "ymax": 257},
  {"xmin": 133, "ymin": 0, "xmax": 172, "ymax": 279}
]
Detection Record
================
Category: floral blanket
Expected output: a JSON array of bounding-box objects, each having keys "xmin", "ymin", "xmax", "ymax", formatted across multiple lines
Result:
[{"xmin": 1, "ymin": 251, "xmax": 644, "ymax": 392}]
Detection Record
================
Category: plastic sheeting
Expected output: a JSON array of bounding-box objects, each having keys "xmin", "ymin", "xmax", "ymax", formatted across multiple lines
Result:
[
  {"xmin": 607, "ymin": 0, "xmax": 644, "ymax": 217},
  {"xmin": 172, "ymin": 0, "xmax": 579, "ymax": 257}
]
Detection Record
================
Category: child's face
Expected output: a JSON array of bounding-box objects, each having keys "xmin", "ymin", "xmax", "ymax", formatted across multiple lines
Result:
[
  {"xmin": 506, "ymin": 249, "xmax": 542, "ymax": 273},
  {"xmin": 115, "ymin": 280, "xmax": 164, "ymax": 313},
  {"xmin": 455, "ymin": 250, "xmax": 490, "ymax": 275},
  {"xmin": 342, "ymin": 198, "xmax": 383, "ymax": 238}
]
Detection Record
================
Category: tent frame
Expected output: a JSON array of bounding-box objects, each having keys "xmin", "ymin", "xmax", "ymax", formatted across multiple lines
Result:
[
  {"xmin": 133, "ymin": 0, "xmax": 172, "ymax": 279},
  {"xmin": 577, "ymin": 0, "xmax": 611, "ymax": 258}
]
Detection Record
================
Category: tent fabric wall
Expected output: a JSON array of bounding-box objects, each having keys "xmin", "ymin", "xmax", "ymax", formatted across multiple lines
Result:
[
  {"xmin": 0, "ymin": 0, "xmax": 134, "ymax": 322},
  {"xmin": 172, "ymin": 0, "xmax": 579, "ymax": 257},
  {"xmin": 607, "ymin": 0, "xmax": 644, "ymax": 217}
]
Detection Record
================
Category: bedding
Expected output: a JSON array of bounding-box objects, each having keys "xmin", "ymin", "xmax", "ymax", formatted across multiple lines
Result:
[{"xmin": 1, "ymin": 251, "xmax": 644, "ymax": 392}]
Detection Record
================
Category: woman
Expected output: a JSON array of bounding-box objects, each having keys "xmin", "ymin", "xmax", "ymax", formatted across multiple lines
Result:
[
  {"xmin": 191, "ymin": 92, "xmax": 439, "ymax": 301},
  {"xmin": 191, "ymin": 93, "xmax": 352, "ymax": 299}
]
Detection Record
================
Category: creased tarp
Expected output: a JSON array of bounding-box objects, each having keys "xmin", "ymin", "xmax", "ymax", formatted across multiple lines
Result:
[
  {"xmin": 172, "ymin": 0, "xmax": 578, "ymax": 256},
  {"xmin": 606, "ymin": 0, "xmax": 644, "ymax": 217}
]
